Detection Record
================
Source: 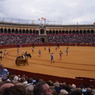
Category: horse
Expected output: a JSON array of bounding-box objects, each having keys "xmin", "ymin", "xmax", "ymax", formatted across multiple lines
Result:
[
  {"xmin": 24, "ymin": 53, "xmax": 32, "ymax": 58},
  {"xmin": 15, "ymin": 56, "xmax": 29, "ymax": 66}
]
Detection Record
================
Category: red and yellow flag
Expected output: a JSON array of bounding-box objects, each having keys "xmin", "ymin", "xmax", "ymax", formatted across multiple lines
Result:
[{"xmin": 41, "ymin": 17, "xmax": 46, "ymax": 20}]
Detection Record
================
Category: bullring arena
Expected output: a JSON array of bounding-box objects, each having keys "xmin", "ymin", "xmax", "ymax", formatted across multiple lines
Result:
[
  {"xmin": 1, "ymin": 46, "xmax": 95, "ymax": 78},
  {"xmin": 0, "ymin": 18, "xmax": 95, "ymax": 87}
]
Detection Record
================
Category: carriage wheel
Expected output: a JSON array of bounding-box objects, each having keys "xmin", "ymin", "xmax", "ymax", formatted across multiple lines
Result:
[{"xmin": 15, "ymin": 59, "xmax": 20, "ymax": 66}]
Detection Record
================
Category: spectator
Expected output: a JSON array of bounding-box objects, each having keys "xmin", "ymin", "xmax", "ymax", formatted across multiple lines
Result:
[
  {"xmin": 3, "ymin": 85, "xmax": 26, "ymax": 95},
  {"xmin": 0, "ymin": 64, "xmax": 9, "ymax": 81},
  {"xmin": 59, "ymin": 89, "xmax": 68, "ymax": 95},
  {"xmin": 0, "ymin": 82, "xmax": 15, "ymax": 95},
  {"xmin": 33, "ymin": 81, "xmax": 53, "ymax": 95},
  {"xmin": 54, "ymin": 81, "xmax": 61, "ymax": 95},
  {"xmin": 26, "ymin": 84, "xmax": 34, "ymax": 95},
  {"xmin": 68, "ymin": 90, "xmax": 82, "ymax": 95}
]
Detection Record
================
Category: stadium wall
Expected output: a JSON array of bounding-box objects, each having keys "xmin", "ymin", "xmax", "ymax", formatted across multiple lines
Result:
[
  {"xmin": 0, "ymin": 43, "xmax": 95, "ymax": 49},
  {"xmin": 6, "ymin": 67, "xmax": 95, "ymax": 87}
]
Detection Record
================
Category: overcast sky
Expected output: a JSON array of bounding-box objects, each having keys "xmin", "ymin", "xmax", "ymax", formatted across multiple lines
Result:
[{"xmin": 0, "ymin": 0, "xmax": 95, "ymax": 25}]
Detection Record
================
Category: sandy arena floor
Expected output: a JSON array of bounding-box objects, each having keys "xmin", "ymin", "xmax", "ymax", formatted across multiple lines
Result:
[{"xmin": 1, "ymin": 46, "xmax": 95, "ymax": 78}]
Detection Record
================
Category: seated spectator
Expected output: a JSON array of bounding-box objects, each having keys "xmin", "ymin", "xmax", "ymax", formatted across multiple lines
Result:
[
  {"xmin": 68, "ymin": 90, "xmax": 82, "ymax": 95},
  {"xmin": 12, "ymin": 75, "xmax": 19, "ymax": 84},
  {"xmin": 3, "ymin": 85, "xmax": 26, "ymax": 95},
  {"xmin": 54, "ymin": 81, "xmax": 61, "ymax": 95},
  {"xmin": 26, "ymin": 84, "xmax": 34, "ymax": 95},
  {"xmin": 0, "ymin": 82, "xmax": 15, "ymax": 95},
  {"xmin": 59, "ymin": 89, "xmax": 68, "ymax": 95},
  {"xmin": 84, "ymin": 87, "xmax": 93, "ymax": 95},
  {"xmin": 33, "ymin": 81, "xmax": 53, "ymax": 95},
  {"xmin": 0, "ymin": 64, "xmax": 9, "ymax": 81}
]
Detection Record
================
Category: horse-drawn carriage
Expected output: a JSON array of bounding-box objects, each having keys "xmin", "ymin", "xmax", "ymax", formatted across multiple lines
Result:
[
  {"xmin": 15, "ymin": 52, "xmax": 32, "ymax": 66},
  {"xmin": 15, "ymin": 56, "xmax": 29, "ymax": 66}
]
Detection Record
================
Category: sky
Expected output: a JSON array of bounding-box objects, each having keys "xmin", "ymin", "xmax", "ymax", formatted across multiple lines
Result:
[{"xmin": 0, "ymin": 0, "xmax": 95, "ymax": 25}]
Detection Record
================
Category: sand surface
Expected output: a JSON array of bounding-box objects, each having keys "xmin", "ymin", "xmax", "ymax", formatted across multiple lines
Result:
[{"xmin": 1, "ymin": 46, "xmax": 95, "ymax": 78}]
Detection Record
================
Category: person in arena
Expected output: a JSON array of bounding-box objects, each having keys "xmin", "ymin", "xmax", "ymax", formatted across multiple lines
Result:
[
  {"xmin": 38, "ymin": 49, "xmax": 41, "ymax": 57},
  {"xmin": 3, "ymin": 50, "xmax": 7, "ymax": 58},
  {"xmin": 50, "ymin": 53, "xmax": 55, "ymax": 63},
  {"xmin": 44, "ymin": 46, "xmax": 46, "ymax": 50},
  {"xmin": 55, "ymin": 46, "xmax": 57, "ymax": 51},
  {"xmin": 17, "ymin": 48, "xmax": 20, "ymax": 55},
  {"xmin": 32, "ymin": 47, "xmax": 34, "ymax": 53},
  {"xmin": 66, "ymin": 47, "xmax": 69, "ymax": 56},
  {"xmin": 59, "ymin": 51, "xmax": 63, "ymax": 60},
  {"xmin": 48, "ymin": 47, "xmax": 51, "ymax": 54}
]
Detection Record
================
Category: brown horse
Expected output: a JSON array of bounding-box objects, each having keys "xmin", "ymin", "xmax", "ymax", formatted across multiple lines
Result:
[{"xmin": 15, "ymin": 56, "xmax": 29, "ymax": 66}]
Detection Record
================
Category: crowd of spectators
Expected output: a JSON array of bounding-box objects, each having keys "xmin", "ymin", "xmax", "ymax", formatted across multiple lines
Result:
[
  {"xmin": 0, "ymin": 34, "xmax": 42, "ymax": 45},
  {"xmin": 0, "ymin": 34, "xmax": 95, "ymax": 45},
  {"xmin": 0, "ymin": 64, "xmax": 95, "ymax": 95},
  {"xmin": 47, "ymin": 35, "xmax": 95, "ymax": 44}
]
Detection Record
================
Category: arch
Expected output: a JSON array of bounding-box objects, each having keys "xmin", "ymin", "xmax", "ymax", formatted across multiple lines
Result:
[
  {"xmin": 12, "ymin": 29, "xmax": 15, "ymax": 34},
  {"xmin": 80, "ymin": 30, "xmax": 82, "ymax": 34},
  {"xmin": 8, "ymin": 29, "xmax": 11, "ymax": 33},
  {"xmin": 76, "ymin": 30, "xmax": 79, "ymax": 34},
  {"xmin": 15, "ymin": 29, "xmax": 19, "ymax": 34},
  {"xmin": 0, "ymin": 28, "xmax": 3, "ymax": 33},
  {"xmin": 19, "ymin": 29, "xmax": 22, "ymax": 34},
  {"xmin": 46, "ymin": 30, "xmax": 49, "ymax": 34},
  {"xmin": 62, "ymin": 30, "xmax": 65, "ymax": 34},
  {"xmin": 26, "ymin": 29, "xmax": 29, "ymax": 34},
  {"xmin": 59, "ymin": 30, "xmax": 61, "ymax": 34},
  {"xmin": 33, "ymin": 30, "xmax": 36, "ymax": 34},
  {"xmin": 72, "ymin": 30, "xmax": 75, "ymax": 34},
  {"xmin": 40, "ymin": 29, "xmax": 44, "ymax": 34},
  {"xmin": 66, "ymin": 30, "xmax": 68, "ymax": 34},
  {"xmin": 83, "ymin": 30, "xmax": 86, "ymax": 34},
  {"xmin": 36, "ymin": 30, "xmax": 39, "ymax": 34},
  {"xmin": 53, "ymin": 30, "xmax": 55, "ymax": 34},
  {"xmin": 22, "ymin": 29, "xmax": 25, "ymax": 34},
  {"xmin": 49, "ymin": 30, "xmax": 52, "ymax": 34},
  {"xmin": 4, "ymin": 28, "xmax": 7, "ymax": 33},
  {"xmin": 87, "ymin": 30, "xmax": 90, "ymax": 34},
  {"xmin": 30, "ymin": 30, "xmax": 33, "ymax": 34},
  {"xmin": 69, "ymin": 30, "xmax": 72, "ymax": 34},
  {"xmin": 91, "ymin": 30, "xmax": 94, "ymax": 34},
  {"xmin": 56, "ymin": 30, "xmax": 58, "ymax": 34}
]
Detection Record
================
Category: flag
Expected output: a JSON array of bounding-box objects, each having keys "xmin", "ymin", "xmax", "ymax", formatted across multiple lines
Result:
[{"xmin": 41, "ymin": 17, "xmax": 46, "ymax": 20}]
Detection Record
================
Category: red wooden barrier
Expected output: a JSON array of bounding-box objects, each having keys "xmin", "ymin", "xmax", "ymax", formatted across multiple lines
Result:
[{"xmin": 6, "ymin": 67, "xmax": 95, "ymax": 87}]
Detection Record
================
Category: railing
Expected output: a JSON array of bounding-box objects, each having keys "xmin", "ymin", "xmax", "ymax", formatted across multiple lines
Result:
[
  {"xmin": 0, "ymin": 17, "xmax": 63, "ymax": 25},
  {"xmin": 6, "ymin": 67, "xmax": 95, "ymax": 87},
  {"xmin": 0, "ymin": 43, "xmax": 95, "ymax": 49}
]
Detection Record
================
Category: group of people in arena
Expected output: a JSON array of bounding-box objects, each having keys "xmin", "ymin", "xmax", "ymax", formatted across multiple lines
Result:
[
  {"xmin": 50, "ymin": 47, "xmax": 69, "ymax": 63},
  {"xmin": 0, "ymin": 44, "xmax": 69, "ymax": 65},
  {"xmin": 30, "ymin": 45, "xmax": 69, "ymax": 63}
]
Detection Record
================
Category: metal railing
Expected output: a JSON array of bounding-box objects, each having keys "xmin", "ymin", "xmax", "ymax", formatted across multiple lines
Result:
[{"xmin": 0, "ymin": 17, "xmax": 62, "ymax": 25}]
